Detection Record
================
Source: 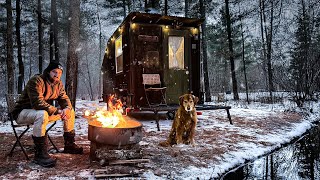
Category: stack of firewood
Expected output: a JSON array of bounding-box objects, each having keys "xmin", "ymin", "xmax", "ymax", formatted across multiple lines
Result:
[
  {"xmin": 94, "ymin": 159, "xmax": 150, "ymax": 178},
  {"xmin": 94, "ymin": 146, "xmax": 149, "ymax": 178}
]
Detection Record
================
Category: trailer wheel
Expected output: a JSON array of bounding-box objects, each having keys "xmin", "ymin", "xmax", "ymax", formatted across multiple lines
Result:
[{"xmin": 166, "ymin": 110, "xmax": 175, "ymax": 120}]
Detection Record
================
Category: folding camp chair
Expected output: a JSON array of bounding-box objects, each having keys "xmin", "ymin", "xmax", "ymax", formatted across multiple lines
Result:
[
  {"xmin": 6, "ymin": 94, "xmax": 59, "ymax": 160},
  {"xmin": 142, "ymin": 74, "xmax": 167, "ymax": 107}
]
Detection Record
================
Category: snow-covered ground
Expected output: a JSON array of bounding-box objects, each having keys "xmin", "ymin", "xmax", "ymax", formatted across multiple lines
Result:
[{"xmin": 0, "ymin": 93, "xmax": 319, "ymax": 179}]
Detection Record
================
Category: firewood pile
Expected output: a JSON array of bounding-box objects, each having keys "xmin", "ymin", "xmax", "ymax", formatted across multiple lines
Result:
[
  {"xmin": 93, "ymin": 144, "xmax": 149, "ymax": 178},
  {"xmin": 94, "ymin": 159, "xmax": 150, "ymax": 178},
  {"xmin": 96, "ymin": 149, "xmax": 143, "ymax": 165}
]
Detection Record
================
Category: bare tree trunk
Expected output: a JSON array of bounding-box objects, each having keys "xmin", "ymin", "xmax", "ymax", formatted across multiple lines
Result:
[
  {"xmin": 151, "ymin": 0, "xmax": 155, "ymax": 8},
  {"xmin": 85, "ymin": 47, "xmax": 94, "ymax": 100},
  {"xmin": 138, "ymin": 0, "xmax": 142, "ymax": 8},
  {"xmin": 239, "ymin": 15, "xmax": 249, "ymax": 104},
  {"xmin": 6, "ymin": 0, "xmax": 15, "ymax": 94},
  {"xmin": 95, "ymin": 0, "xmax": 102, "ymax": 59},
  {"xmin": 29, "ymin": 53, "xmax": 32, "ymax": 78},
  {"xmin": 260, "ymin": 0, "xmax": 276, "ymax": 101},
  {"xmin": 185, "ymin": 0, "xmax": 189, "ymax": 17},
  {"xmin": 66, "ymin": 0, "xmax": 80, "ymax": 108},
  {"xmin": 24, "ymin": 34, "xmax": 32, "ymax": 79},
  {"xmin": 270, "ymin": 154, "xmax": 274, "ymax": 180},
  {"xmin": 16, "ymin": 0, "xmax": 24, "ymax": 93},
  {"xmin": 123, "ymin": 0, "xmax": 126, "ymax": 18},
  {"xmin": 259, "ymin": 0, "xmax": 267, "ymax": 90},
  {"xmin": 225, "ymin": 0, "xmax": 239, "ymax": 100},
  {"xmin": 265, "ymin": 156, "xmax": 269, "ymax": 179},
  {"xmin": 50, "ymin": 24, "xmax": 54, "ymax": 62},
  {"xmin": 199, "ymin": 0, "xmax": 211, "ymax": 102},
  {"xmin": 164, "ymin": 0, "xmax": 168, "ymax": 15},
  {"xmin": 266, "ymin": 0, "xmax": 274, "ymax": 99},
  {"xmin": 144, "ymin": 0, "xmax": 147, "ymax": 11},
  {"xmin": 127, "ymin": 0, "xmax": 131, "ymax": 12},
  {"xmin": 52, "ymin": 0, "xmax": 60, "ymax": 62},
  {"xmin": 37, "ymin": 0, "xmax": 43, "ymax": 73},
  {"xmin": 95, "ymin": 0, "xmax": 102, "ymax": 98},
  {"xmin": 223, "ymin": 57, "xmax": 227, "ymax": 92}
]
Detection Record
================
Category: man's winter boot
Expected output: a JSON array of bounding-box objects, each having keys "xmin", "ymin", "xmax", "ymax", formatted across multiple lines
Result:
[
  {"xmin": 63, "ymin": 130, "xmax": 83, "ymax": 154},
  {"xmin": 32, "ymin": 136, "xmax": 57, "ymax": 167}
]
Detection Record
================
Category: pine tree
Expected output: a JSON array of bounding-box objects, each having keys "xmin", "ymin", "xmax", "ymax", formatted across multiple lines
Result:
[
  {"xmin": 207, "ymin": 7, "xmax": 252, "ymax": 94},
  {"xmin": 289, "ymin": 0, "xmax": 320, "ymax": 106},
  {"xmin": 289, "ymin": 3, "xmax": 310, "ymax": 107}
]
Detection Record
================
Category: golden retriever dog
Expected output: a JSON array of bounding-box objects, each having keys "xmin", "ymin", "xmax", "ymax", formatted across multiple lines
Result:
[{"xmin": 159, "ymin": 94, "xmax": 198, "ymax": 147}]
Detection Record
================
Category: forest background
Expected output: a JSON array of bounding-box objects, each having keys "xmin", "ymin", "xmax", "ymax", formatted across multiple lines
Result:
[{"xmin": 1, "ymin": 0, "xmax": 320, "ymax": 109}]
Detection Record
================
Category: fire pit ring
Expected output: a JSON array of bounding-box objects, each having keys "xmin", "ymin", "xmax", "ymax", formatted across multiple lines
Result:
[{"xmin": 88, "ymin": 117, "xmax": 143, "ymax": 146}]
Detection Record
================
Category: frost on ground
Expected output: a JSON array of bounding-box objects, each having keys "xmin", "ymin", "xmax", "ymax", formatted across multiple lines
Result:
[{"xmin": 0, "ymin": 98, "xmax": 319, "ymax": 179}]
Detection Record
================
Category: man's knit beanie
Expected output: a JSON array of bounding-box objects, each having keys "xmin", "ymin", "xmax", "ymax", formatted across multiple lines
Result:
[{"xmin": 44, "ymin": 61, "xmax": 63, "ymax": 73}]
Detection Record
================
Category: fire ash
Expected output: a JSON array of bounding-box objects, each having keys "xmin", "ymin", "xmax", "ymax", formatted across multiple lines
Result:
[{"xmin": 84, "ymin": 95, "xmax": 124, "ymax": 128}]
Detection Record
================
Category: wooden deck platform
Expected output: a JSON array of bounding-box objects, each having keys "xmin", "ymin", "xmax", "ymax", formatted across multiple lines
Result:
[{"xmin": 127, "ymin": 104, "xmax": 232, "ymax": 131}]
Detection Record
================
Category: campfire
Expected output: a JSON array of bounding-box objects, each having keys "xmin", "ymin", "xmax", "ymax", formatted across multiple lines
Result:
[
  {"xmin": 83, "ymin": 95, "xmax": 143, "ymax": 162},
  {"xmin": 83, "ymin": 95, "xmax": 125, "ymax": 128}
]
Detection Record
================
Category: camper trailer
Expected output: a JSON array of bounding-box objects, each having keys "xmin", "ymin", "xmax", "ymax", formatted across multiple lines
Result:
[{"xmin": 101, "ymin": 12, "xmax": 204, "ymax": 108}]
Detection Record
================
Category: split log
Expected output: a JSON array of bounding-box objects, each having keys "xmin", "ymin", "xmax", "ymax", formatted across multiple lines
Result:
[
  {"xmin": 108, "ymin": 159, "xmax": 150, "ymax": 165},
  {"xmin": 96, "ymin": 149, "xmax": 143, "ymax": 160},
  {"xmin": 95, "ymin": 173, "xmax": 138, "ymax": 178},
  {"xmin": 94, "ymin": 168, "xmax": 144, "ymax": 178}
]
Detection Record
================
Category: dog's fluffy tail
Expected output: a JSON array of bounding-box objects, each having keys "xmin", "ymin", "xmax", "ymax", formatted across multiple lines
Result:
[{"xmin": 159, "ymin": 140, "xmax": 171, "ymax": 147}]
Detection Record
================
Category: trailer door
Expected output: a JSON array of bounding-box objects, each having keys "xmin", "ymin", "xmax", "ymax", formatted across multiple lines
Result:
[{"xmin": 164, "ymin": 30, "xmax": 191, "ymax": 104}]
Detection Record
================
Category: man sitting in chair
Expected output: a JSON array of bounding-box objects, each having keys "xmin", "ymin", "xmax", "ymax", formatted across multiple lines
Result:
[{"xmin": 12, "ymin": 61, "xmax": 83, "ymax": 167}]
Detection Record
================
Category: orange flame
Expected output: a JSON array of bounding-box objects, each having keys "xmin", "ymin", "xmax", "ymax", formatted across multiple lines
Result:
[{"xmin": 84, "ymin": 95, "xmax": 124, "ymax": 128}]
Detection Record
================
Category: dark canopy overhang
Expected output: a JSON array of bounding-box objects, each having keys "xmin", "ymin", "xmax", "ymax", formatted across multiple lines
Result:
[{"xmin": 125, "ymin": 12, "xmax": 204, "ymax": 27}]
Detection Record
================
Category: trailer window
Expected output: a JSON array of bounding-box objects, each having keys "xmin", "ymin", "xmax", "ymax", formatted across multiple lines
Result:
[
  {"xmin": 168, "ymin": 36, "xmax": 184, "ymax": 69},
  {"xmin": 115, "ymin": 35, "xmax": 123, "ymax": 74}
]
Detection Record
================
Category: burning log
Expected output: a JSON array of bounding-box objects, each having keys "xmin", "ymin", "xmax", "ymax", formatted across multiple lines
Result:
[{"xmin": 83, "ymin": 94, "xmax": 124, "ymax": 128}]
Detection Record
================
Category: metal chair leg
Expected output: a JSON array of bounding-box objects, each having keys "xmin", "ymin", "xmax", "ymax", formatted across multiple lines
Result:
[
  {"xmin": 145, "ymin": 91, "xmax": 152, "ymax": 107},
  {"xmin": 160, "ymin": 90, "xmax": 167, "ymax": 105},
  {"xmin": 9, "ymin": 125, "xmax": 30, "ymax": 160},
  {"xmin": 47, "ymin": 135, "xmax": 59, "ymax": 152},
  {"xmin": 46, "ymin": 121, "xmax": 59, "ymax": 152}
]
